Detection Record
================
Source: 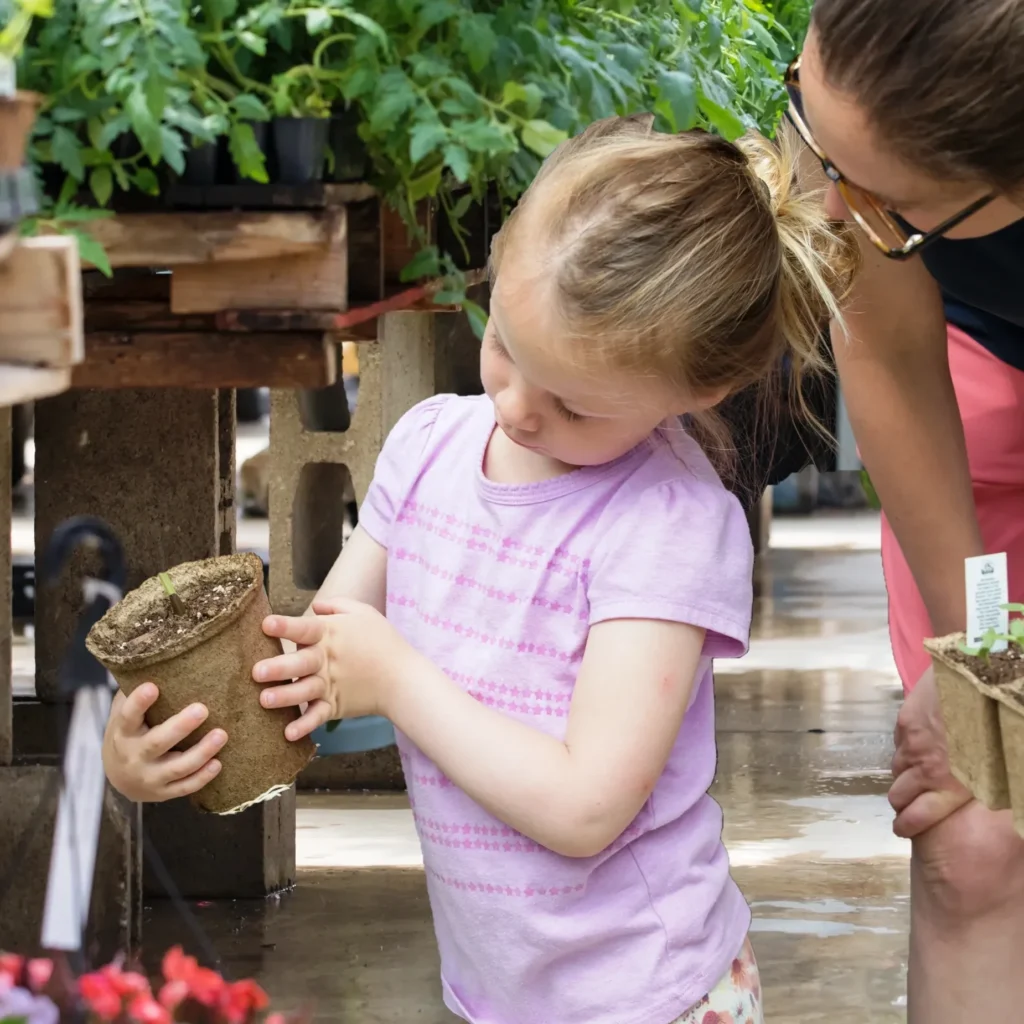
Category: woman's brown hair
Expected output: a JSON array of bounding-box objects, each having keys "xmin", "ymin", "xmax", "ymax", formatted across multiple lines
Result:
[
  {"xmin": 490, "ymin": 115, "xmax": 858, "ymax": 481},
  {"xmin": 812, "ymin": 0, "xmax": 1024, "ymax": 193}
]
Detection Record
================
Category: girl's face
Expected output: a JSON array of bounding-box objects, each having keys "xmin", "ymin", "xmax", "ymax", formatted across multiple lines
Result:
[
  {"xmin": 481, "ymin": 260, "xmax": 695, "ymax": 470},
  {"xmin": 800, "ymin": 30, "xmax": 1023, "ymax": 238}
]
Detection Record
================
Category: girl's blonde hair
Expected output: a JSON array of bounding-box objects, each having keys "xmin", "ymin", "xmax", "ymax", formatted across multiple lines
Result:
[{"xmin": 490, "ymin": 114, "xmax": 859, "ymax": 481}]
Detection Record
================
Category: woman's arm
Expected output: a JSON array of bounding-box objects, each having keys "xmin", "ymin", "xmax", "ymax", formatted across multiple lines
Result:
[
  {"xmin": 835, "ymin": 233, "xmax": 982, "ymax": 635},
  {"xmin": 383, "ymin": 617, "xmax": 707, "ymax": 858}
]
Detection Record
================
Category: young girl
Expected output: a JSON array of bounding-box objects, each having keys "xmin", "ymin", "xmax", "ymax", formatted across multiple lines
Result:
[{"xmin": 103, "ymin": 115, "xmax": 855, "ymax": 1023}]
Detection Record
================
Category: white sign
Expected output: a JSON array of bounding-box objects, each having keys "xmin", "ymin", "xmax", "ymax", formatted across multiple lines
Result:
[
  {"xmin": 41, "ymin": 682, "xmax": 114, "ymax": 951},
  {"xmin": 0, "ymin": 58, "xmax": 15, "ymax": 98},
  {"xmin": 965, "ymin": 552, "xmax": 1009, "ymax": 651}
]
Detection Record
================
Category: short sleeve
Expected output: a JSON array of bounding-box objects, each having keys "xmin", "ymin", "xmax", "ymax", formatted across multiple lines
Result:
[
  {"xmin": 358, "ymin": 395, "xmax": 450, "ymax": 549},
  {"xmin": 586, "ymin": 479, "xmax": 754, "ymax": 659}
]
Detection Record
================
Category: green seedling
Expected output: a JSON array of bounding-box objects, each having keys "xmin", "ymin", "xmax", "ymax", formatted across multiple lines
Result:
[
  {"xmin": 960, "ymin": 603, "xmax": 1024, "ymax": 658},
  {"xmin": 159, "ymin": 572, "xmax": 186, "ymax": 616}
]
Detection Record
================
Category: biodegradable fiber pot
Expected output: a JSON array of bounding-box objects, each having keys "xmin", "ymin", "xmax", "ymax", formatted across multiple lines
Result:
[
  {"xmin": 87, "ymin": 552, "xmax": 316, "ymax": 814},
  {"xmin": 0, "ymin": 91, "xmax": 41, "ymax": 170},
  {"xmin": 925, "ymin": 632, "xmax": 1024, "ymax": 837}
]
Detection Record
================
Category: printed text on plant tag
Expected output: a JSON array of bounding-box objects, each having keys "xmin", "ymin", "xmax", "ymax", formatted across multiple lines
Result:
[{"xmin": 965, "ymin": 553, "xmax": 1009, "ymax": 652}]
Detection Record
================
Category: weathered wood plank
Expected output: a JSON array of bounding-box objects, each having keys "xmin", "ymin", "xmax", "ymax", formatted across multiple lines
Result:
[
  {"xmin": 169, "ymin": 211, "xmax": 348, "ymax": 313},
  {"xmin": 0, "ymin": 364, "xmax": 71, "ymax": 404},
  {"xmin": 0, "ymin": 235, "xmax": 83, "ymax": 367},
  {"xmin": 85, "ymin": 301, "xmax": 216, "ymax": 333},
  {"xmin": 85, "ymin": 208, "xmax": 345, "ymax": 268},
  {"xmin": 73, "ymin": 331, "xmax": 336, "ymax": 389}
]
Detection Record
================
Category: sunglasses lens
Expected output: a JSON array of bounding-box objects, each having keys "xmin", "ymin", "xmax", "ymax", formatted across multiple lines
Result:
[{"xmin": 837, "ymin": 182, "xmax": 911, "ymax": 251}]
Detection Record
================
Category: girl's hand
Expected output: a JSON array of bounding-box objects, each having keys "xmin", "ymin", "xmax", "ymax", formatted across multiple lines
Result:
[
  {"xmin": 255, "ymin": 599, "xmax": 415, "ymax": 740},
  {"xmin": 102, "ymin": 684, "xmax": 227, "ymax": 802}
]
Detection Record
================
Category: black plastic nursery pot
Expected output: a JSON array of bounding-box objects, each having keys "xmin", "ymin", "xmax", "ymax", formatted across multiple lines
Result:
[
  {"xmin": 272, "ymin": 116, "xmax": 329, "ymax": 185},
  {"xmin": 326, "ymin": 110, "xmax": 368, "ymax": 182},
  {"xmin": 182, "ymin": 140, "xmax": 219, "ymax": 185}
]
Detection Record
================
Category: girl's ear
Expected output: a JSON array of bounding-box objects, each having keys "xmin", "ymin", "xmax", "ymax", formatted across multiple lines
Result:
[{"xmin": 674, "ymin": 385, "xmax": 731, "ymax": 416}]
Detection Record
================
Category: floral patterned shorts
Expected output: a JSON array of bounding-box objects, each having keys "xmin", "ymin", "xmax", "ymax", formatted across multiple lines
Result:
[{"xmin": 671, "ymin": 937, "xmax": 763, "ymax": 1024}]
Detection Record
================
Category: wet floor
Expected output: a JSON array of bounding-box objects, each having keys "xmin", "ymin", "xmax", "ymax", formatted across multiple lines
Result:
[{"xmin": 146, "ymin": 513, "xmax": 909, "ymax": 1022}]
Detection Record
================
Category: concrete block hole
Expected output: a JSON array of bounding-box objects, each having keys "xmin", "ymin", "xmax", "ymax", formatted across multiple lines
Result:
[
  {"xmin": 292, "ymin": 462, "xmax": 355, "ymax": 591},
  {"xmin": 297, "ymin": 376, "xmax": 358, "ymax": 433}
]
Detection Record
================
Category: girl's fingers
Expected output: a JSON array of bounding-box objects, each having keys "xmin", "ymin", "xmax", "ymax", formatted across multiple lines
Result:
[
  {"xmin": 262, "ymin": 614, "xmax": 325, "ymax": 646},
  {"xmin": 887, "ymin": 765, "xmax": 925, "ymax": 814},
  {"xmin": 154, "ymin": 729, "xmax": 227, "ymax": 786},
  {"xmin": 284, "ymin": 699, "xmax": 332, "ymax": 741},
  {"xmin": 118, "ymin": 683, "xmax": 160, "ymax": 732},
  {"xmin": 140, "ymin": 703, "xmax": 210, "ymax": 759},
  {"xmin": 253, "ymin": 647, "xmax": 322, "ymax": 685},
  {"xmin": 260, "ymin": 675, "xmax": 325, "ymax": 711},
  {"xmin": 156, "ymin": 759, "xmax": 223, "ymax": 802},
  {"xmin": 311, "ymin": 597, "xmax": 358, "ymax": 617}
]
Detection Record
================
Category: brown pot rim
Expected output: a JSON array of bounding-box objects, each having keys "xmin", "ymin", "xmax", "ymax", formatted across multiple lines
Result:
[
  {"xmin": 925, "ymin": 632, "xmax": 1024, "ymax": 713},
  {"xmin": 0, "ymin": 90, "xmax": 42, "ymax": 109},
  {"xmin": 86, "ymin": 552, "xmax": 267, "ymax": 671}
]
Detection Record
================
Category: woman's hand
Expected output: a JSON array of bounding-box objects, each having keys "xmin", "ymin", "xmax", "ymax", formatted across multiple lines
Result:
[
  {"xmin": 255, "ymin": 598, "xmax": 416, "ymax": 740},
  {"xmin": 888, "ymin": 665, "xmax": 973, "ymax": 838},
  {"xmin": 102, "ymin": 684, "xmax": 227, "ymax": 802}
]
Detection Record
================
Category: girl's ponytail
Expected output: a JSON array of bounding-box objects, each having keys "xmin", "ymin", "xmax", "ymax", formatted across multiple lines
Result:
[{"xmin": 737, "ymin": 125, "xmax": 860, "ymax": 393}]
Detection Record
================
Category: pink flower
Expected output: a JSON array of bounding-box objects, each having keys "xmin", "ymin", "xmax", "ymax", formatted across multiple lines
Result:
[
  {"xmin": 26, "ymin": 959, "xmax": 53, "ymax": 993},
  {"xmin": 158, "ymin": 979, "xmax": 189, "ymax": 1011},
  {"xmin": 127, "ymin": 994, "xmax": 172, "ymax": 1024},
  {"xmin": 162, "ymin": 947, "xmax": 224, "ymax": 1007}
]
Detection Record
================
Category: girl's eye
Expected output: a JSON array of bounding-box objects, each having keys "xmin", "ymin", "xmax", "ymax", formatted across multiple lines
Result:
[
  {"xmin": 554, "ymin": 400, "xmax": 582, "ymax": 423},
  {"xmin": 490, "ymin": 333, "xmax": 509, "ymax": 359}
]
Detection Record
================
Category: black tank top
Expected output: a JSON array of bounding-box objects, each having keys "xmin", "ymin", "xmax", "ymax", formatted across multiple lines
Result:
[{"xmin": 915, "ymin": 214, "xmax": 1024, "ymax": 371}]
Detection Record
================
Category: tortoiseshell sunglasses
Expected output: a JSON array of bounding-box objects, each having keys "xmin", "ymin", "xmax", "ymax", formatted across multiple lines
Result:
[{"xmin": 784, "ymin": 56, "xmax": 994, "ymax": 260}]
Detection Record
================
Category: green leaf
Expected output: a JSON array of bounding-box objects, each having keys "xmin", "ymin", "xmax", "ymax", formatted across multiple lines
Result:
[
  {"xmin": 698, "ymin": 92, "xmax": 745, "ymax": 140},
  {"xmin": 500, "ymin": 81, "xmax": 543, "ymax": 116},
  {"xmin": 656, "ymin": 71, "xmax": 698, "ymax": 132},
  {"xmin": 368, "ymin": 83, "xmax": 417, "ymax": 134},
  {"xmin": 859, "ymin": 470, "xmax": 881, "ymax": 511},
  {"xmin": 71, "ymin": 229, "xmax": 112, "ymax": 277},
  {"xmin": 228, "ymin": 122, "xmax": 269, "ymax": 183},
  {"xmin": 305, "ymin": 9, "xmax": 333, "ymax": 35},
  {"xmin": 462, "ymin": 298, "xmax": 488, "ymax": 340},
  {"xmin": 520, "ymin": 119, "xmax": 567, "ymax": 158},
  {"xmin": 1004, "ymin": 603, "xmax": 1024, "ymax": 614},
  {"xmin": 409, "ymin": 121, "xmax": 448, "ymax": 164},
  {"xmin": 337, "ymin": 9, "xmax": 388, "ymax": 48},
  {"xmin": 160, "ymin": 128, "xmax": 186, "ymax": 175},
  {"xmin": 457, "ymin": 119, "xmax": 510, "ymax": 154},
  {"xmin": 127, "ymin": 92, "xmax": 162, "ymax": 163},
  {"xmin": 132, "ymin": 168, "xmax": 160, "ymax": 196},
  {"xmin": 444, "ymin": 143, "xmax": 471, "ymax": 183},
  {"xmin": 408, "ymin": 163, "xmax": 443, "ymax": 201},
  {"xmin": 232, "ymin": 94, "xmax": 270, "ymax": 122},
  {"xmin": 459, "ymin": 13, "xmax": 497, "ymax": 73},
  {"xmin": 238, "ymin": 31, "xmax": 267, "ymax": 56},
  {"xmin": 51, "ymin": 126, "xmax": 84, "ymax": 180},
  {"xmin": 400, "ymin": 246, "xmax": 442, "ymax": 282},
  {"xmin": 89, "ymin": 166, "xmax": 112, "ymax": 207}
]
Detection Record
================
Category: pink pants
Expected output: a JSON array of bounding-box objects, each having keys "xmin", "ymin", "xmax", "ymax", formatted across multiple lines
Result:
[{"xmin": 882, "ymin": 323, "xmax": 1024, "ymax": 691}]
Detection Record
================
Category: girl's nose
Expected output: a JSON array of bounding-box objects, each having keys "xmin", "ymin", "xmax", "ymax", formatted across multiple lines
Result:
[{"xmin": 496, "ymin": 387, "xmax": 541, "ymax": 433}]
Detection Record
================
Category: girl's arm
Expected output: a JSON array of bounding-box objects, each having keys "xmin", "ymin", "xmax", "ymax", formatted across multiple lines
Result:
[
  {"xmin": 383, "ymin": 616, "xmax": 706, "ymax": 859},
  {"xmin": 312, "ymin": 525, "xmax": 387, "ymax": 613}
]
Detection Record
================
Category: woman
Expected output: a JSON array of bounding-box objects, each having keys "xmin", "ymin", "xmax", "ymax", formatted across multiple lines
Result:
[{"xmin": 791, "ymin": 1, "xmax": 1024, "ymax": 1019}]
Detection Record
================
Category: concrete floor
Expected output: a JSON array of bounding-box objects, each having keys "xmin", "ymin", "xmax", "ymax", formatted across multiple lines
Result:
[{"xmin": 140, "ymin": 512, "xmax": 909, "ymax": 1024}]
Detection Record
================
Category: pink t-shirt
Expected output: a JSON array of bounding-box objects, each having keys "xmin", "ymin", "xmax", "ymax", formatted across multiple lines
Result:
[{"xmin": 359, "ymin": 394, "xmax": 753, "ymax": 1024}]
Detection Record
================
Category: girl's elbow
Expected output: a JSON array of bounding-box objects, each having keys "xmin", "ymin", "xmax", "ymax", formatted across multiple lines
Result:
[{"xmin": 544, "ymin": 811, "xmax": 627, "ymax": 859}]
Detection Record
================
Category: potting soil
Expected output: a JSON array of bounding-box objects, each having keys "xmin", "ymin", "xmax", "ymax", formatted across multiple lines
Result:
[
  {"xmin": 117, "ymin": 577, "xmax": 249, "ymax": 656},
  {"xmin": 949, "ymin": 645, "xmax": 1024, "ymax": 699}
]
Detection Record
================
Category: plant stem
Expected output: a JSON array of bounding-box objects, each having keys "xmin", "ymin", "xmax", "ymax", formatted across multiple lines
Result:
[{"xmin": 159, "ymin": 572, "xmax": 187, "ymax": 616}]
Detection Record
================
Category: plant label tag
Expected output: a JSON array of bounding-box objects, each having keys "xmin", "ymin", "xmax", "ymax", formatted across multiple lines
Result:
[
  {"xmin": 0, "ymin": 58, "xmax": 15, "ymax": 98},
  {"xmin": 965, "ymin": 552, "xmax": 1009, "ymax": 652},
  {"xmin": 41, "ymin": 681, "xmax": 113, "ymax": 951}
]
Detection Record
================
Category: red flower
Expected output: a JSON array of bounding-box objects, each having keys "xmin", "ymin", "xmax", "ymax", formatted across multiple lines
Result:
[
  {"xmin": 162, "ymin": 947, "xmax": 224, "ymax": 1007},
  {"xmin": 0, "ymin": 954, "xmax": 23, "ymax": 980},
  {"xmin": 700, "ymin": 1013, "xmax": 735, "ymax": 1024},
  {"xmin": 100, "ymin": 964, "xmax": 150, "ymax": 999},
  {"xmin": 128, "ymin": 994, "xmax": 173, "ymax": 1024},
  {"xmin": 79, "ymin": 971, "xmax": 123, "ymax": 1021},
  {"xmin": 26, "ymin": 958, "xmax": 53, "ymax": 993},
  {"xmin": 219, "ymin": 979, "xmax": 270, "ymax": 1023},
  {"xmin": 265, "ymin": 1016, "xmax": 286, "ymax": 1024}
]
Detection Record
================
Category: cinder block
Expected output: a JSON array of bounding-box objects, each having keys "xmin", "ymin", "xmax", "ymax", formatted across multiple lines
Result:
[
  {"xmin": 0, "ymin": 765, "xmax": 141, "ymax": 961},
  {"xmin": 270, "ymin": 310, "xmax": 440, "ymax": 615}
]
